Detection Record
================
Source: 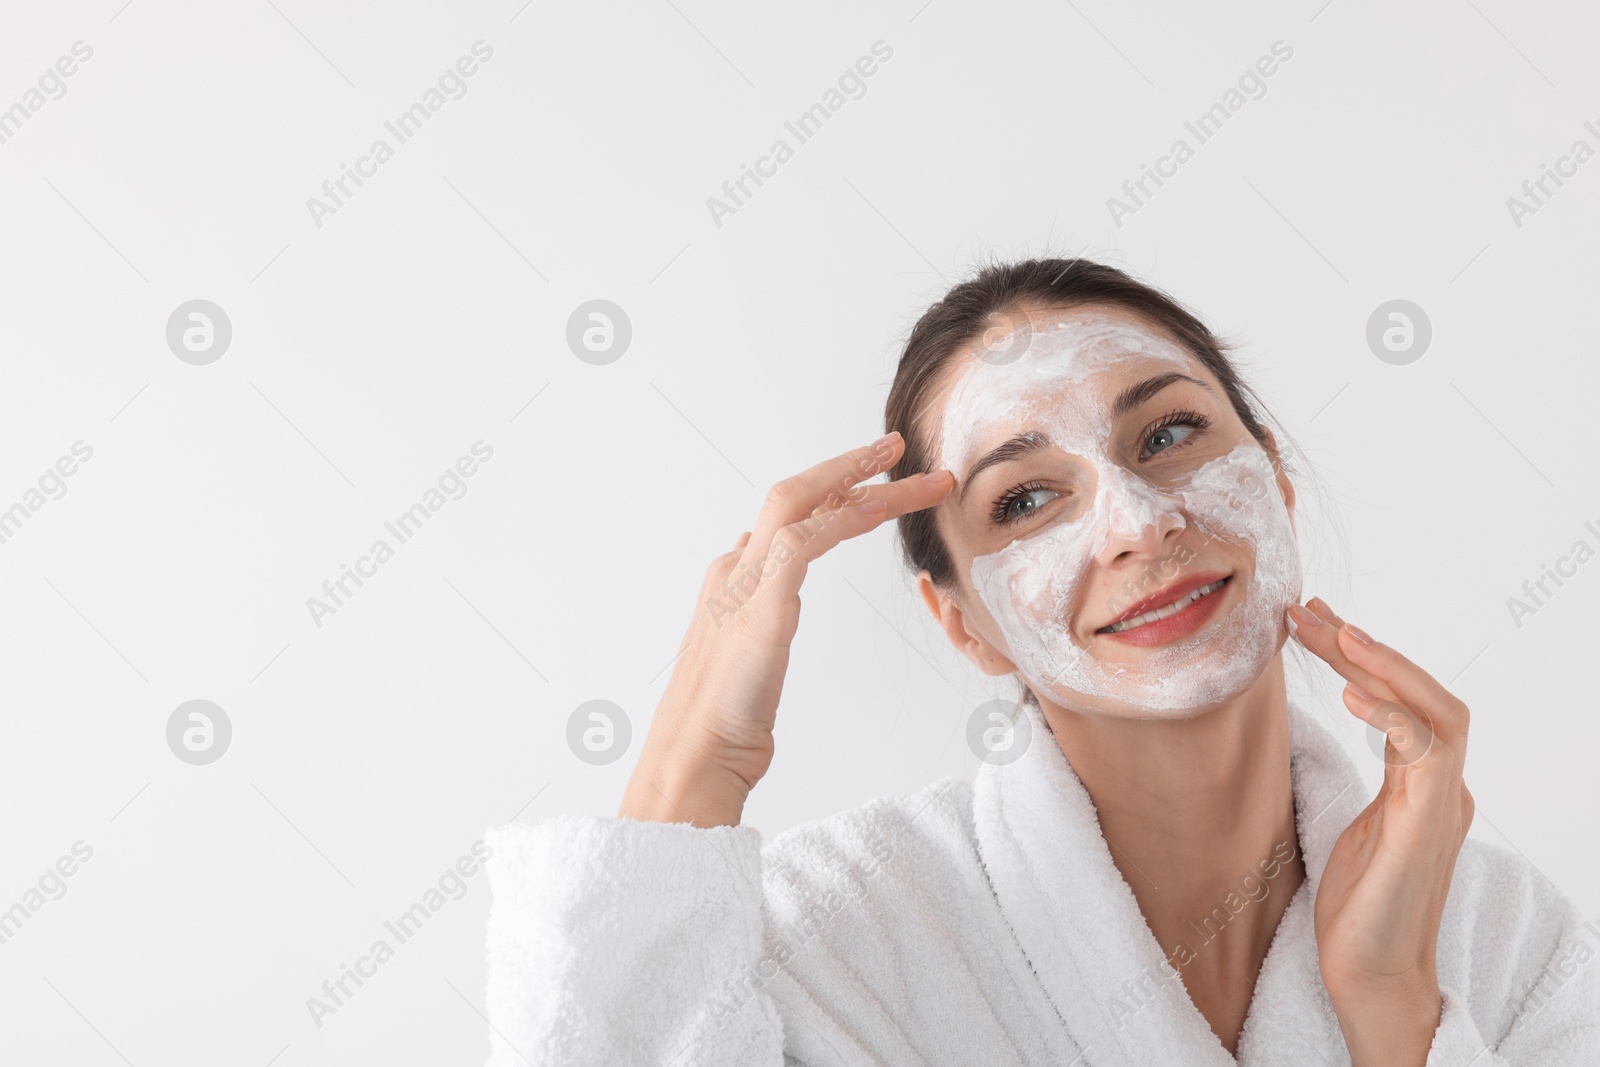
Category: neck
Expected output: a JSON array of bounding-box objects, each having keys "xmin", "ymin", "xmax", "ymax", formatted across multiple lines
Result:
[{"xmin": 1041, "ymin": 656, "xmax": 1305, "ymax": 970}]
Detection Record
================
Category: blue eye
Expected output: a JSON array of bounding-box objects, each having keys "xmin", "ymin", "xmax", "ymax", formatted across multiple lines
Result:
[
  {"xmin": 992, "ymin": 483, "xmax": 1057, "ymax": 526},
  {"xmin": 1140, "ymin": 410, "xmax": 1211, "ymax": 461},
  {"xmin": 1144, "ymin": 423, "xmax": 1195, "ymax": 456}
]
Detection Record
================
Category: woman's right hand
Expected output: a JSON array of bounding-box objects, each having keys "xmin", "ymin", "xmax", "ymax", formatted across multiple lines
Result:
[{"xmin": 617, "ymin": 430, "xmax": 953, "ymax": 827}]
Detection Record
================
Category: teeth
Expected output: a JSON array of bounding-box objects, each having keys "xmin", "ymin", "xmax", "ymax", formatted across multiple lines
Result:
[{"xmin": 1103, "ymin": 578, "xmax": 1228, "ymax": 634}]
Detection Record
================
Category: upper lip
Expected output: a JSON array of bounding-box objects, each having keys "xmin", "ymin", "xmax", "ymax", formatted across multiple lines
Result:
[{"xmin": 1096, "ymin": 571, "xmax": 1232, "ymax": 632}]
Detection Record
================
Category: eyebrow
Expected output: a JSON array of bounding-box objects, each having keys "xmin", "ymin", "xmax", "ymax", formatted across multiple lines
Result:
[
  {"xmin": 957, "ymin": 431, "xmax": 1049, "ymax": 506},
  {"xmin": 1110, "ymin": 371, "xmax": 1215, "ymax": 422},
  {"xmin": 954, "ymin": 371, "xmax": 1216, "ymax": 506}
]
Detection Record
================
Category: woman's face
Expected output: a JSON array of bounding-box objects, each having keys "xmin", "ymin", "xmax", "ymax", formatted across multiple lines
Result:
[{"xmin": 922, "ymin": 302, "xmax": 1302, "ymax": 719}]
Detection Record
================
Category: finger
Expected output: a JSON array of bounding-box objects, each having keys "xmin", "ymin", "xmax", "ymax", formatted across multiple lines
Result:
[
  {"xmin": 1295, "ymin": 598, "xmax": 1470, "ymax": 750},
  {"xmin": 1341, "ymin": 681, "xmax": 1467, "ymax": 821},
  {"xmin": 1458, "ymin": 781, "xmax": 1476, "ymax": 831},
  {"xmin": 1288, "ymin": 602, "xmax": 1396, "ymax": 702},
  {"xmin": 705, "ymin": 531, "xmax": 754, "ymax": 585},
  {"xmin": 1306, "ymin": 596, "xmax": 1343, "ymax": 627},
  {"xmin": 805, "ymin": 468, "xmax": 953, "ymax": 523},
  {"xmin": 747, "ymin": 432, "xmax": 905, "ymax": 559},
  {"xmin": 1333, "ymin": 622, "xmax": 1470, "ymax": 746},
  {"xmin": 745, "ymin": 471, "xmax": 954, "ymax": 609},
  {"xmin": 1340, "ymin": 680, "xmax": 1439, "ymax": 771},
  {"xmin": 714, "ymin": 531, "xmax": 751, "ymax": 561},
  {"xmin": 718, "ymin": 500, "xmax": 884, "ymax": 638}
]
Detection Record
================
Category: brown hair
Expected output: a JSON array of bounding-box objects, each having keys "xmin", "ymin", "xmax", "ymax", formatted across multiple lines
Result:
[{"xmin": 883, "ymin": 256, "xmax": 1295, "ymax": 590}]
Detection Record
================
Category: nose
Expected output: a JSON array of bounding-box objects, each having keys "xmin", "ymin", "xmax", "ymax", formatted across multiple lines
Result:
[{"xmin": 1091, "ymin": 466, "xmax": 1187, "ymax": 568}]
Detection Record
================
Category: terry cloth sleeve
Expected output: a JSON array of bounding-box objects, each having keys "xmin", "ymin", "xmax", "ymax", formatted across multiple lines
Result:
[
  {"xmin": 1427, "ymin": 963, "xmax": 1600, "ymax": 1066},
  {"xmin": 1425, "ymin": 948, "xmax": 1600, "ymax": 1065},
  {"xmin": 1424, "ymin": 844, "xmax": 1600, "ymax": 1066},
  {"xmin": 481, "ymin": 814, "xmax": 786, "ymax": 1067}
]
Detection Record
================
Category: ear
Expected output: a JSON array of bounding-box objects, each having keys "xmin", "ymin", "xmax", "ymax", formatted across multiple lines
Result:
[
  {"xmin": 916, "ymin": 568, "xmax": 1018, "ymax": 677},
  {"xmin": 1258, "ymin": 426, "xmax": 1297, "ymax": 530}
]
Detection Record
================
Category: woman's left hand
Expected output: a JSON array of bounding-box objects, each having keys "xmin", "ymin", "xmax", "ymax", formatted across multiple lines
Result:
[{"xmin": 1288, "ymin": 596, "xmax": 1475, "ymax": 1067}]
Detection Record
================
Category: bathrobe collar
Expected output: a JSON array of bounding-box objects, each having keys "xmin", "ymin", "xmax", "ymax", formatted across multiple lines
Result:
[{"xmin": 972, "ymin": 696, "xmax": 1365, "ymax": 1066}]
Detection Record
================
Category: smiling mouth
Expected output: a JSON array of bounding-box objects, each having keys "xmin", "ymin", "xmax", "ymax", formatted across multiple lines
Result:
[{"xmin": 1096, "ymin": 576, "xmax": 1232, "ymax": 634}]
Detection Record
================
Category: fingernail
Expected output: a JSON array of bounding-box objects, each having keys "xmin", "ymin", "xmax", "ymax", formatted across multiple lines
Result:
[
  {"xmin": 1343, "ymin": 623, "xmax": 1375, "ymax": 646},
  {"xmin": 1307, "ymin": 597, "xmax": 1339, "ymax": 624},
  {"xmin": 1288, "ymin": 604, "xmax": 1322, "ymax": 630},
  {"xmin": 856, "ymin": 499, "xmax": 887, "ymax": 514},
  {"xmin": 921, "ymin": 470, "xmax": 949, "ymax": 484},
  {"xmin": 872, "ymin": 431, "xmax": 899, "ymax": 450},
  {"xmin": 1346, "ymin": 681, "xmax": 1377, "ymax": 702}
]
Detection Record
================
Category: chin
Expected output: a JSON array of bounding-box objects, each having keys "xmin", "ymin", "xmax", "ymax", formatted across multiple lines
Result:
[{"xmin": 1045, "ymin": 690, "xmax": 1240, "ymax": 722}]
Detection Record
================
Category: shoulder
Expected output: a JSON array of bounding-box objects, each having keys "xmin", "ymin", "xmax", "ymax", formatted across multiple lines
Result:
[
  {"xmin": 1437, "ymin": 834, "xmax": 1598, "ymax": 1036},
  {"xmin": 742, "ymin": 778, "xmax": 1063, "ymax": 1060},
  {"xmin": 761, "ymin": 775, "xmax": 975, "ymax": 871},
  {"xmin": 1442, "ymin": 835, "xmax": 1587, "ymax": 963},
  {"xmin": 758, "ymin": 774, "xmax": 983, "ymax": 919},
  {"xmin": 750, "ymin": 775, "xmax": 1022, "ymax": 1019}
]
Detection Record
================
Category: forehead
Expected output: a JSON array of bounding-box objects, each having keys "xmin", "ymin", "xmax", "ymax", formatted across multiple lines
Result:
[{"xmin": 933, "ymin": 306, "xmax": 1200, "ymax": 474}]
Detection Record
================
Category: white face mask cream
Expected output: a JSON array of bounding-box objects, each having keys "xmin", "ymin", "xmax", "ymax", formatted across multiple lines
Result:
[{"xmin": 938, "ymin": 313, "xmax": 1302, "ymax": 717}]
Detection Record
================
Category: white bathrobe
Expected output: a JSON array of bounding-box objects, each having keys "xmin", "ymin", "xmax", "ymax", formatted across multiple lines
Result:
[{"xmin": 481, "ymin": 697, "xmax": 1600, "ymax": 1065}]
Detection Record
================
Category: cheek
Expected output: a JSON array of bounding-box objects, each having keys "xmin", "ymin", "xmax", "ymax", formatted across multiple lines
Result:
[
  {"xmin": 1184, "ymin": 453, "xmax": 1271, "ymax": 538},
  {"xmin": 1178, "ymin": 444, "xmax": 1300, "ymax": 595},
  {"xmin": 971, "ymin": 520, "xmax": 1097, "ymax": 631}
]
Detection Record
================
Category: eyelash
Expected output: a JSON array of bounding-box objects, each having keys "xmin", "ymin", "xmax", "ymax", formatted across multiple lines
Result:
[
  {"xmin": 987, "ymin": 408, "xmax": 1213, "ymax": 526},
  {"xmin": 1140, "ymin": 408, "xmax": 1212, "ymax": 461},
  {"xmin": 990, "ymin": 480, "xmax": 1052, "ymax": 526}
]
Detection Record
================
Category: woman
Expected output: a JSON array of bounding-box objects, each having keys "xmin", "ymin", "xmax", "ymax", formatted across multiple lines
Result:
[{"xmin": 482, "ymin": 259, "xmax": 1599, "ymax": 1065}]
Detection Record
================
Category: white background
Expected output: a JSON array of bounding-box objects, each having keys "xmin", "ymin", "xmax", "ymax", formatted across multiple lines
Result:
[{"xmin": 1, "ymin": 0, "xmax": 1597, "ymax": 1063}]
